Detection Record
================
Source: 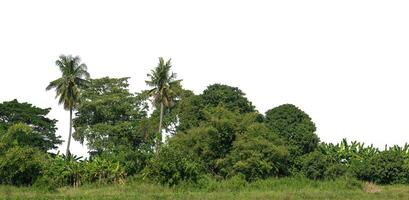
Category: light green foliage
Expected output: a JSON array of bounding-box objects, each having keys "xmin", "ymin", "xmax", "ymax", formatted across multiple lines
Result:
[
  {"xmin": 73, "ymin": 77, "xmax": 154, "ymax": 175},
  {"xmin": 0, "ymin": 146, "xmax": 47, "ymax": 185},
  {"xmin": 8, "ymin": 177, "xmax": 409, "ymax": 200},
  {"xmin": 39, "ymin": 154, "xmax": 126, "ymax": 188},
  {"xmin": 319, "ymin": 139, "xmax": 379, "ymax": 165},
  {"xmin": 0, "ymin": 123, "xmax": 43, "ymax": 152},
  {"xmin": 265, "ymin": 104, "xmax": 319, "ymax": 156},
  {"xmin": 0, "ymin": 124, "xmax": 49, "ymax": 186},
  {"xmin": 0, "ymin": 100, "xmax": 61, "ymax": 151}
]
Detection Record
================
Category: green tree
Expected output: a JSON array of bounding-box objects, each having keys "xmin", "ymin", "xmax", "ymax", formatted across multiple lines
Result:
[
  {"xmin": 144, "ymin": 143, "xmax": 202, "ymax": 186},
  {"xmin": 145, "ymin": 57, "xmax": 182, "ymax": 149},
  {"xmin": 174, "ymin": 84, "xmax": 258, "ymax": 133},
  {"xmin": 169, "ymin": 106, "xmax": 259, "ymax": 175},
  {"xmin": 200, "ymin": 84, "xmax": 255, "ymax": 114},
  {"xmin": 73, "ymin": 77, "xmax": 154, "ymax": 174},
  {"xmin": 219, "ymin": 123, "xmax": 289, "ymax": 181},
  {"xmin": 0, "ymin": 123, "xmax": 43, "ymax": 153},
  {"xmin": 46, "ymin": 55, "xmax": 90, "ymax": 156},
  {"xmin": 0, "ymin": 99, "xmax": 61, "ymax": 151},
  {"xmin": 265, "ymin": 104, "xmax": 319, "ymax": 156}
]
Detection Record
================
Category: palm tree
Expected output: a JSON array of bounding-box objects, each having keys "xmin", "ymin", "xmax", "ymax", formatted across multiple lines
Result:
[
  {"xmin": 146, "ymin": 57, "xmax": 182, "ymax": 149},
  {"xmin": 46, "ymin": 55, "xmax": 90, "ymax": 156}
]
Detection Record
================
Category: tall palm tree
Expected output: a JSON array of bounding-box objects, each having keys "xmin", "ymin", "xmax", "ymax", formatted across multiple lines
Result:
[
  {"xmin": 46, "ymin": 55, "xmax": 90, "ymax": 156},
  {"xmin": 146, "ymin": 57, "xmax": 182, "ymax": 149}
]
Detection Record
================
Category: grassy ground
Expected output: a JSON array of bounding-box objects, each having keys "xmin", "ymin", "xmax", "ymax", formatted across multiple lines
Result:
[{"xmin": 1, "ymin": 177, "xmax": 409, "ymax": 200}]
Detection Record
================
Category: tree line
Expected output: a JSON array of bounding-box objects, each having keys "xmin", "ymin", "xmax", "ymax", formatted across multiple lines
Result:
[{"xmin": 1, "ymin": 54, "xmax": 409, "ymax": 189}]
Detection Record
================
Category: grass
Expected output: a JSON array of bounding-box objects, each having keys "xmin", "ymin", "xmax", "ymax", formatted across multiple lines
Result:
[{"xmin": 1, "ymin": 177, "xmax": 409, "ymax": 199}]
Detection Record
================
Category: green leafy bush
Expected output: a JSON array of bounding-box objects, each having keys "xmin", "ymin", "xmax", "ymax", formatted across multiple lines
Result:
[
  {"xmin": 0, "ymin": 123, "xmax": 44, "ymax": 152},
  {"xmin": 219, "ymin": 123, "xmax": 289, "ymax": 181},
  {"xmin": 324, "ymin": 163, "xmax": 348, "ymax": 180},
  {"xmin": 39, "ymin": 154, "xmax": 126, "ymax": 188},
  {"xmin": 265, "ymin": 104, "xmax": 319, "ymax": 156},
  {"xmin": 0, "ymin": 146, "xmax": 47, "ymax": 185},
  {"xmin": 352, "ymin": 150, "xmax": 408, "ymax": 184},
  {"xmin": 300, "ymin": 151, "xmax": 330, "ymax": 180},
  {"xmin": 144, "ymin": 144, "xmax": 203, "ymax": 186}
]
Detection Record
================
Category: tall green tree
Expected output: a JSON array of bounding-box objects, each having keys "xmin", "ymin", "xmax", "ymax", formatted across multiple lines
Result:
[
  {"xmin": 73, "ymin": 77, "xmax": 154, "ymax": 174},
  {"xmin": 145, "ymin": 57, "xmax": 181, "ymax": 149},
  {"xmin": 46, "ymin": 55, "xmax": 90, "ymax": 156}
]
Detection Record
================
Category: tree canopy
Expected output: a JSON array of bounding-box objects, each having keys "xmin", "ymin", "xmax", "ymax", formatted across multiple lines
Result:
[
  {"xmin": 0, "ymin": 99, "xmax": 61, "ymax": 151},
  {"xmin": 265, "ymin": 104, "xmax": 319, "ymax": 156},
  {"xmin": 73, "ymin": 77, "xmax": 152, "ymax": 155}
]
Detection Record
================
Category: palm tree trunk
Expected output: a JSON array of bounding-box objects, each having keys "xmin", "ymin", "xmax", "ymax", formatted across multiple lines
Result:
[
  {"xmin": 66, "ymin": 108, "xmax": 73, "ymax": 156},
  {"xmin": 157, "ymin": 102, "xmax": 164, "ymax": 149}
]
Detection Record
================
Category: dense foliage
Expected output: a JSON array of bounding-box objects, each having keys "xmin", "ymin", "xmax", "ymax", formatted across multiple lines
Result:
[
  {"xmin": 0, "ymin": 100, "xmax": 61, "ymax": 151},
  {"xmin": 72, "ymin": 77, "xmax": 154, "ymax": 175},
  {"xmin": 1, "ymin": 57, "xmax": 408, "ymax": 190}
]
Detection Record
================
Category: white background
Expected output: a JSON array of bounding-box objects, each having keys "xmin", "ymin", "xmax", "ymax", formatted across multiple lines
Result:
[{"xmin": 1, "ymin": 0, "xmax": 408, "ymax": 157}]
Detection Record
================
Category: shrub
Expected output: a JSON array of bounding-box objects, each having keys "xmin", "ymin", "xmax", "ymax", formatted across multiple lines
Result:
[
  {"xmin": 375, "ymin": 150, "xmax": 408, "ymax": 184},
  {"xmin": 300, "ymin": 151, "xmax": 329, "ymax": 180},
  {"xmin": 222, "ymin": 174, "xmax": 248, "ymax": 191},
  {"xmin": 0, "ymin": 146, "xmax": 47, "ymax": 185},
  {"xmin": 324, "ymin": 163, "xmax": 348, "ymax": 180},
  {"xmin": 82, "ymin": 157, "xmax": 126, "ymax": 184},
  {"xmin": 39, "ymin": 154, "xmax": 126, "ymax": 188},
  {"xmin": 219, "ymin": 123, "xmax": 289, "ymax": 181},
  {"xmin": 144, "ymin": 144, "xmax": 203, "ymax": 186},
  {"xmin": 265, "ymin": 104, "xmax": 319, "ymax": 156}
]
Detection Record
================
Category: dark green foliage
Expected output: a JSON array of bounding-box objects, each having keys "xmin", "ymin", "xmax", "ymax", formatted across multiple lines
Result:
[
  {"xmin": 170, "ymin": 106, "xmax": 259, "ymax": 176},
  {"xmin": 324, "ymin": 164, "xmax": 348, "ymax": 180},
  {"xmin": 352, "ymin": 150, "xmax": 408, "ymax": 184},
  {"xmin": 220, "ymin": 123, "xmax": 290, "ymax": 181},
  {"xmin": 5, "ymin": 77, "xmax": 409, "ymax": 188},
  {"xmin": 265, "ymin": 104, "xmax": 319, "ymax": 156},
  {"xmin": 300, "ymin": 151, "xmax": 330, "ymax": 180},
  {"xmin": 158, "ymin": 89, "xmax": 197, "ymax": 134},
  {"xmin": 144, "ymin": 144, "xmax": 202, "ymax": 186},
  {"xmin": 300, "ymin": 151, "xmax": 348, "ymax": 181},
  {"xmin": 0, "ymin": 146, "xmax": 47, "ymax": 185},
  {"xmin": 176, "ymin": 84, "xmax": 256, "ymax": 132},
  {"xmin": 201, "ymin": 84, "xmax": 255, "ymax": 114},
  {"xmin": 0, "ymin": 100, "xmax": 61, "ymax": 151}
]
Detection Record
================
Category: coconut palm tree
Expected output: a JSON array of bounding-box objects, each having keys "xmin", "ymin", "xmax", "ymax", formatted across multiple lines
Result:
[
  {"xmin": 46, "ymin": 55, "xmax": 90, "ymax": 156},
  {"xmin": 146, "ymin": 57, "xmax": 181, "ymax": 149}
]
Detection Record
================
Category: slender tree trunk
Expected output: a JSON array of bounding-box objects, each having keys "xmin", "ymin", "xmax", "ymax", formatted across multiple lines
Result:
[
  {"xmin": 66, "ymin": 108, "xmax": 73, "ymax": 156},
  {"xmin": 157, "ymin": 102, "xmax": 164, "ymax": 150}
]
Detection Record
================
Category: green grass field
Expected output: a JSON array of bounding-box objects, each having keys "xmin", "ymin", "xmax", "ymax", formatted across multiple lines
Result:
[{"xmin": 1, "ymin": 177, "xmax": 409, "ymax": 200}]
